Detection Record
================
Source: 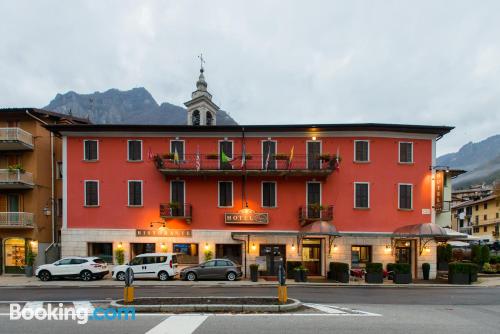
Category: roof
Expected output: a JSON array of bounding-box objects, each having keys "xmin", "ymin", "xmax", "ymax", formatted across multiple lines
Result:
[
  {"xmin": 393, "ymin": 223, "xmax": 455, "ymax": 239},
  {"xmin": 435, "ymin": 168, "xmax": 467, "ymax": 178},
  {"xmin": 451, "ymin": 194, "xmax": 498, "ymax": 209},
  {"xmin": 44, "ymin": 122, "xmax": 454, "ymax": 136},
  {"xmin": 0, "ymin": 108, "xmax": 90, "ymax": 124}
]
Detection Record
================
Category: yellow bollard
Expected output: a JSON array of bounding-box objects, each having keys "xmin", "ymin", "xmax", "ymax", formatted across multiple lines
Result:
[
  {"xmin": 124, "ymin": 286, "xmax": 134, "ymax": 303},
  {"xmin": 278, "ymin": 285, "xmax": 288, "ymax": 304}
]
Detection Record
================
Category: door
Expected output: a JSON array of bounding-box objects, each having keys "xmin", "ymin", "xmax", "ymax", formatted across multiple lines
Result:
[
  {"xmin": 141, "ymin": 256, "xmax": 157, "ymax": 278},
  {"xmin": 262, "ymin": 141, "xmax": 276, "ymax": 170},
  {"xmin": 259, "ymin": 245, "xmax": 286, "ymax": 276},
  {"xmin": 52, "ymin": 258, "xmax": 74, "ymax": 275},
  {"xmin": 216, "ymin": 244, "xmax": 242, "ymax": 265},
  {"xmin": 129, "ymin": 257, "xmax": 146, "ymax": 277},
  {"xmin": 302, "ymin": 239, "xmax": 322, "ymax": 276},
  {"xmin": 171, "ymin": 180, "xmax": 185, "ymax": 216},
  {"xmin": 170, "ymin": 140, "xmax": 185, "ymax": 161},
  {"xmin": 198, "ymin": 260, "xmax": 217, "ymax": 279},
  {"xmin": 219, "ymin": 141, "xmax": 233, "ymax": 170},
  {"xmin": 307, "ymin": 182, "xmax": 321, "ymax": 219},
  {"xmin": 307, "ymin": 141, "xmax": 321, "ymax": 170},
  {"xmin": 3, "ymin": 238, "xmax": 25, "ymax": 274},
  {"xmin": 214, "ymin": 260, "xmax": 232, "ymax": 279}
]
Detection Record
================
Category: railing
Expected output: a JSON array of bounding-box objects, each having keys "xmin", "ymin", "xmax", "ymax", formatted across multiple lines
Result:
[
  {"xmin": 0, "ymin": 128, "xmax": 33, "ymax": 146},
  {"xmin": 160, "ymin": 203, "xmax": 192, "ymax": 222},
  {"xmin": 154, "ymin": 154, "xmax": 337, "ymax": 172},
  {"xmin": 0, "ymin": 212, "xmax": 34, "ymax": 228},
  {"xmin": 0, "ymin": 169, "xmax": 34, "ymax": 185},
  {"xmin": 299, "ymin": 204, "xmax": 334, "ymax": 223}
]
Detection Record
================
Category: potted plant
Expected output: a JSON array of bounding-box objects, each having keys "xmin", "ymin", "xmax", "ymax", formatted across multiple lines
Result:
[
  {"xmin": 393, "ymin": 263, "xmax": 412, "ymax": 284},
  {"xmin": 273, "ymin": 153, "xmax": 289, "ymax": 161},
  {"xmin": 329, "ymin": 262, "xmax": 349, "ymax": 283},
  {"xmin": 24, "ymin": 246, "xmax": 36, "ymax": 277},
  {"xmin": 301, "ymin": 266, "xmax": 308, "ymax": 282},
  {"xmin": 8, "ymin": 163, "xmax": 25, "ymax": 173},
  {"xmin": 115, "ymin": 248, "xmax": 125, "ymax": 265},
  {"xmin": 422, "ymin": 263, "xmax": 430, "ymax": 280},
  {"xmin": 448, "ymin": 262, "xmax": 476, "ymax": 284},
  {"xmin": 153, "ymin": 154, "xmax": 164, "ymax": 168},
  {"xmin": 206, "ymin": 153, "xmax": 219, "ymax": 160},
  {"xmin": 317, "ymin": 154, "xmax": 332, "ymax": 161},
  {"xmin": 482, "ymin": 263, "xmax": 496, "ymax": 274},
  {"xmin": 480, "ymin": 245, "xmax": 490, "ymax": 266},
  {"xmin": 309, "ymin": 203, "xmax": 325, "ymax": 212},
  {"xmin": 250, "ymin": 263, "xmax": 259, "ymax": 282},
  {"xmin": 204, "ymin": 250, "xmax": 213, "ymax": 261},
  {"xmin": 365, "ymin": 263, "xmax": 383, "ymax": 283},
  {"xmin": 286, "ymin": 261, "xmax": 302, "ymax": 279},
  {"xmin": 294, "ymin": 266, "xmax": 303, "ymax": 282}
]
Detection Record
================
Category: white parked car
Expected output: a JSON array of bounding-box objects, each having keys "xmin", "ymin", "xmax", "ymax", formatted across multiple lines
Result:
[
  {"xmin": 36, "ymin": 257, "xmax": 109, "ymax": 281},
  {"xmin": 112, "ymin": 253, "xmax": 178, "ymax": 281}
]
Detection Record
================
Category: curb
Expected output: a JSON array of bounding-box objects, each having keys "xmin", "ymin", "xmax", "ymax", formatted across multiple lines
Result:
[{"xmin": 110, "ymin": 296, "xmax": 302, "ymax": 313}]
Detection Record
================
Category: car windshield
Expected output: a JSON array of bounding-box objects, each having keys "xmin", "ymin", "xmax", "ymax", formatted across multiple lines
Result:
[{"xmin": 93, "ymin": 258, "xmax": 105, "ymax": 264}]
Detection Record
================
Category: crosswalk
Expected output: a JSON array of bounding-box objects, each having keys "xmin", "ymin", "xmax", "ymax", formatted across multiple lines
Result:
[{"xmin": 304, "ymin": 303, "xmax": 382, "ymax": 316}]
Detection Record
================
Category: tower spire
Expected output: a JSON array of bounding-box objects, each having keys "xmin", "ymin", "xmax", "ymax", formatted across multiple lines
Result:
[{"xmin": 196, "ymin": 53, "xmax": 207, "ymax": 91}]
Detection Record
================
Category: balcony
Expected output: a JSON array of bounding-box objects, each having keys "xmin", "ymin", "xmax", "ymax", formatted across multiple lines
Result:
[
  {"xmin": 0, "ymin": 170, "xmax": 34, "ymax": 189},
  {"xmin": 0, "ymin": 212, "xmax": 34, "ymax": 228},
  {"xmin": 154, "ymin": 154, "xmax": 335, "ymax": 177},
  {"xmin": 0, "ymin": 128, "xmax": 34, "ymax": 150},
  {"xmin": 299, "ymin": 204, "xmax": 334, "ymax": 225},
  {"xmin": 159, "ymin": 203, "xmax": 192, "ymax": 223}
]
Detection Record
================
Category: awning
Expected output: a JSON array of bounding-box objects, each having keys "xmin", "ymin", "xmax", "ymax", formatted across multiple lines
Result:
[
  {"xmin": 447, "ymin": 240, "xmax": 470, "ymax": 247},
  {"xmin": 299, "ymin": 220, "xmax": 339, "ymax": 236},
  {"xmin": 393, "ymin": 223, "xmax": 454, "ymax": 239}
]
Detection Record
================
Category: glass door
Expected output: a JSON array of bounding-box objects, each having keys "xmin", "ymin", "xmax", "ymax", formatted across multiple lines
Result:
[
  {"xmin": 302, "ymin": 239, "xmax": 322, "ymax": 275},
  {"xmin": 171, "ymin": 180, "xmax": 185, "ymax": 216},
  {"xmin": 259, "ymin": 244, "xmax": 286, "ymax": 276},
  {"xmin": 307, "ymin": 182, "xmax": 321, "ymax": 219},
  {"xmin": 307, "ymin": 141, "xmax": 321, "ymax": 170},
  {"xmin": 4, "ymin": 238, "xmax": 26, "ymax": 274}
]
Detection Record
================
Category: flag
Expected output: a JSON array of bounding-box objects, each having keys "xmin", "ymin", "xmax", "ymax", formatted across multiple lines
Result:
[
  {"xmin": 334, "ymin": 146, "xmax": 340, "ymax": 170},
  {"xmin": 241, "ymin": 143, "xmax": 246, "ymax": 169},
  {"xmin": 195, "ymin": 146, "xmax": 201, "ymax": 171},
  {"xmin": 221, "ymin": 151, "xmax": 233, "ymax": 164},
  {"xmin": 147, "ymin": 147, "xmax": 154, "ymax": 160},
  {"xmin": 288, "ymin": 145, "xmax": 294, "ymax": 169},
  {"xmin": 264, "ymin": 150, "xmax": 270, "ymax": 170},
  {"xmin": 174, "ymin": 147, "xmax": 180, "ymax": 164}
]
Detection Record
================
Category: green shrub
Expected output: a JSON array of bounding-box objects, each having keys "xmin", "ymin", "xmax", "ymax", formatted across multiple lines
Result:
[
  {"xmin": 448, "ymin": 262, "xmax": 479, "ymax": 274},
  {"xmin": 445, "ymin": 244, "xmax": 452, "ymax": 262},
  {"xmin": 393, "ymin": 263, "xmax": 411, "ymax": 274},
  {"xmin": 471, "ymin": 245, "xmax": 482, "ymax": 264},
  {"xmin": 204, "ymin": 250, "xmax": 213, "ymax": 261},
  {"xmin": 482, "ymin": 263, "xmax": 496, "ymax": 273},
  {"xmin": 115, "ymin": 248, "xmax": 125, "ymax": 265},
  {"xmin": 329, "ymin": 262, "xmax": 349, "ymax": 273},
  {"xmin": 490, "ymin": 256, "xmax": 500, "ymax": 265},
  {"xmin": 481, "ymin": 245, "xmax": 490, "ymax": 264},
  {"xmin": 366, "ymin": 263, "xmax": 383, "ymax": 274},
  {"xmin": 386, "ymin": 263, "xmax": 396, "ymax": 272}
]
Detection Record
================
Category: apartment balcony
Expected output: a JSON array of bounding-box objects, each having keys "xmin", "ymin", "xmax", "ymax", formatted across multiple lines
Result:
[
  {"xmin": 0, "ymin": 212, "xmax": 34, "ymax": 228},
  {"xmin": 0, "ymin": 169, "xmax": 34, "ymax": 189},
  {"xmin": 159, "ymin": 203, "xmax": 192, "ymax": 223},
  {"xmin": 299, "ymin": 204, "xmax": 334, "ymax": 225},
  {"xmin": 0, "ymin": 128, "xmax": 34, "ymax": 150},
  {"xmin": 154, "ymin": 154, "xmax": 335, "ymax": 177}
]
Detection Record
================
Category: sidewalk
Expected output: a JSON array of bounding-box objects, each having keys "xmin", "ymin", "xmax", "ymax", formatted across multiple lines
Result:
[{"xmin": 1, "ymin": 275, "xmax": 499, "ymax": 288}]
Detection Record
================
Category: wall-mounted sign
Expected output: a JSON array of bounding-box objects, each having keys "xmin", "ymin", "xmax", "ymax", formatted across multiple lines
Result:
[
  {"xmin": 435, "ymin": 171, "xmax": 444, "ymax": 213},
  {"xmin": 136, "ymin": 229, "xmax": 192, "ymax": 238},
  {"xmin": 224, "ymin": 208, "xmax": 269, "ymax": 225}
]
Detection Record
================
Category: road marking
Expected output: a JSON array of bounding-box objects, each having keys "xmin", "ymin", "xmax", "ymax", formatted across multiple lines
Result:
[
  {"xmin": 304, "ymin": 303, "xmax": 346, "ymax": 314},
  {"xmin": 145, "ymin": 315, "xmax": 209, "ymax": 334},
  {"xmin": 304, "ymin": 303, "xmax": 381, "ymax": 316},
  {"xmin": 73, "ymin": 301, "xmax": 95, "ymax": 314}
]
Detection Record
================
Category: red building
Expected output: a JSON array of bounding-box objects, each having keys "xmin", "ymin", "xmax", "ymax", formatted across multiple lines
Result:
[{"xmin": 47, "ymin": 69, "xmax": 453, "ymax": 279}]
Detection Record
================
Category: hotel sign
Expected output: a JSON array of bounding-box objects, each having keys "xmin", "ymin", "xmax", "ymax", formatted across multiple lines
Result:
[
  {"xmin": 435, "ymin": 171, "xmax": 444, "ymax": 213},
  {"xmin": 135, "ymin": 229, "xmax": 192, "ymax": 238},
  {"xmin": 224, "ymin": 209, "xmax": 269, "ymax": 225}
]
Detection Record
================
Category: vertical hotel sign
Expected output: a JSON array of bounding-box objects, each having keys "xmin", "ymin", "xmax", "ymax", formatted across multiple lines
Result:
[{"xmin": 435, "ymin": 171, "xmax": 444, "ymax": 213}]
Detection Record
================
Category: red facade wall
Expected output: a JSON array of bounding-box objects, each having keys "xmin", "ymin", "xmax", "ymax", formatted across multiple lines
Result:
[{"xmin": 66, "ymin": 135, "xmax": 433, "ymax": 232}]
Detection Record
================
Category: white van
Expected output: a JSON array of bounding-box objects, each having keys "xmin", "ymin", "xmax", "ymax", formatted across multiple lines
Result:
[{"xmin": 112, "ymin": 253, "xmax": 178, "ymax": 281}]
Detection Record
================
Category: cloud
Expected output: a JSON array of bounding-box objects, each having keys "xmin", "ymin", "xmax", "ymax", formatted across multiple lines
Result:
[{"xmin": 1, "ymin": 0, "xmax": 499, "ymax": 156}]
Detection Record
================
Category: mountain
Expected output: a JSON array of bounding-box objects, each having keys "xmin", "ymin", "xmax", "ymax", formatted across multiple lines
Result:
[
  {"xmin": 437, "ymin": 135, "xmax": 500, "ymax": 188},
  {"xmin": 43, "ymin": 87, "xmax": 238, "ymax": 125}
]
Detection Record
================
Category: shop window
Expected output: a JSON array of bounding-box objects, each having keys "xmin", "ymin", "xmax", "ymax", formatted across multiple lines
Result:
[
  {"xmin": 88, "ymin": 242, "xmax": 113, "ymax": 263},
  {"xmin": 173, "ymin": 243, "xmax": 199, "ymax": 264},
  {"xmin": 128, "ymin": 180, "xmax": 143, "ymax": 206},
  {"xmin": 399, "ymin": 142, "xmax": 413, "ymax": 163},
  {"xmin": 354, "ymin": 182, "xmax": 369, "ymax": 208},
  {"xmin": 83, "ymin": 140, "xmax": 98, "ymax": 161},
  {"xmin": 351, "ymin": 245, "xmax": 371, "ymax": 268},
  {"xmin": 131, "ymin": 243, "xmax": 156, "ymax": 259},
  {"xmin": 262, "ymin": 182, "xmax": 276, "ymax": 208},
  {"xmin": 398, "ymin": 184, "xmax": 413, "ymax": 209},
  {"xmin": 218, "ymin": 181, "xmax": 233, "ymax": 207},
  {"xmin": 84, "ymin": 181, "xmax": 99, "ymax": 206},
  {"xmin": 127, "ymin": 140, "xmax": 142, "ymax": 161},
  {"xmin": 354, "ymin": 140, "xmax": 369, "ymax": 162},
  {"xmin": 4, "ymin": 238, "xmax": 26, "ymax": 274}
]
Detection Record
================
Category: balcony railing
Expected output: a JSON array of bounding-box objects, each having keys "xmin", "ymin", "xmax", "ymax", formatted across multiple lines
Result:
[
  {"xmin": 0, "ymin": 169, "xmax": 34, "ymax": 188},
  {"xmin": 154, "ymin": 154, "xmax": 336, "ymax": 177},
  {"xmin": 299, "ymin": 204, "xmax": 334, "ymax": 225},
  {"xmin": 160, "ymin": 203, "xmax": 192, "ymax": 223},
  {"xmin": 0, "ymin": 128, "xmax": 34, "ymax": 150},
  {"xmin": 0, "ymin": 212, "xmax": 34, "ymax": 228}
]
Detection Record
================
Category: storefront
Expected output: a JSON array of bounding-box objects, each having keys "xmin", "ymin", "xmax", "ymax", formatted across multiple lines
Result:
[{"xmin": 2, "ymin": 237, "xmax": 26, "ymax": 274}]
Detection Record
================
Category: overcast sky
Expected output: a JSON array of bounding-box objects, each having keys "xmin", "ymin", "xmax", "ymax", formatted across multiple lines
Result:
[{"xmin": 1, "ymin": 1, "xmax": 499, "ymax": 156}]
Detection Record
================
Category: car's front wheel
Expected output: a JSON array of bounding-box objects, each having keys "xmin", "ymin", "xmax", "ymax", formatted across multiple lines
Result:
[
  {"xmin": 38, "ymin": 270, "xmax": 51, "ymax": 282},
  {"xmin": 226, "ymin": 272, "xmax": 237, "ymax": 281},
  {"xmin": 116, "ymin": 271, "xmax": 126, "ymax": 281},
  {"xmin": 186, "ymin": 272, "xmax": 197, "ymax": 281},
  {"xmin": 158, "ymin": 271, "xmax": 170, "ymax": 281},
  {"xmin": 80, "ymin": 270, "xmax": 93, "ymax": 281}
]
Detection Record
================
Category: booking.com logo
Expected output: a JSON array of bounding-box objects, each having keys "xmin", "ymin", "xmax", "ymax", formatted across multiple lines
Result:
[{"xmin": 10, "ymin": 303, "xmax": 136, "ymax": 325}]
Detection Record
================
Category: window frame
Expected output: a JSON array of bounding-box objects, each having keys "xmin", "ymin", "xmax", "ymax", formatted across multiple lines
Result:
[
  {"xmin": 170, "ymin": 179, "xmax": 185, "ymax": 204},
  {"xmin": 261, "ymin": 181, "xmax": 277, "ymax": 208},
  {"xmin": 354, "ymin": 182, "xmax": 370, "ymax": 209},
  {"xmin": 351, "ymin": 245, "xmax": 372, "ymax": 268},
  {"xmin": 353, "ymin": 140, "xmax": 370, "ymax": 163},
  {"xmin": 83, "ymin": 139, "xmax": 99, "ymax": 161},
  {"xmin": 84, "ymin": 180, "xmax": 99, "ymax": 207},
  {"xmin": 261, "ymin": 139, "xmax": 277, "ymax": 170},
  {"xmin": 127, "ymin": 180, "xmax": 143, "ymax": 207},
  {"xmin": 218, "ymin": 181, "xmax": 234, "ymax": 208},
  {"xmin": 398, "ymin": 142, "xmax": 414, "ymax": 164},
  {"xmin": 127, "ymin": 139, "xmax": 143, "ymax": 162},
  {"xmin": 306, "ymin": 140, "xmax": 323, "ymax": 170},
  {"xmin": 170, "ymin": 139, "xmax": 185, "ymax": 161},
  {"xmin": 172, "ymin": 243, "xmax": 199, "ymax": 264},
  {"xmin": 398, "ymin": 183, "xmax": 413, "ymax": 210},
  {"xmin": 56, "ymin": 161, "xmax": 63, "ymax": 179},
  {"xmin": 218, "ymin": 140, "xmax": 234, "ymax": 170},
  {"xmin": 306, "ymin": 181, "xmax": 322, "ymax": 206}
]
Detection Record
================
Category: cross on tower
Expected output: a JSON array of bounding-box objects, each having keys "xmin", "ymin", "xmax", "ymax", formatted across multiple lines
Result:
[{"xmin": 198, "ymin": 53, "xmax": 205, "ymax": 70}]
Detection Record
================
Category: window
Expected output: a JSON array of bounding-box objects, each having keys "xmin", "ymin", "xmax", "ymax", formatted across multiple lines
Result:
[
  {"xmin": 398, "ymin": 184, "xmax": 413, "ymax": 210},
  {"xmin": 173, "ymin": 243, "xmax": 199, "ymax": 264},
  {"xmin": 88, "ymin": 243, "xmax": 112, "ymax": 263},
  {"xmin": 475, "ymin": 216, "xmax": 479, "ymax": 224},
  {"xmin": 475, "ymin": 205, "xmax": 479, "ymax": 211},
  {"xmin": 71, "ymin": 259, "xmax": 88, "ymax": 265},
  {"xmin": 127, "ymin": 140, "xmax": 142, "ymax": 161},
  {"xmin": 473, "ymin": 227, "xmax": 480, "ymax": 233},
  {"xmin": 170, "ymin": 180, "xmax": 185, "ymax": 216},
  {"xmin": 354, "ymin": 140, "xmax": 369, "ymax": 162},
  {"xmin": 262, "ymin": 182, "xmax": 277, "ymax": 208},
  {"xmin": 484, "ymin": 214, "xmax": 488, "ymax": 221},
  {"xmin": 484, "ymin": 203, "xmax": 488, "ymax": 210},
  {"xmin": 218, "ymin": 181, "xmax": 233, "ymax": 207},
  {"xmin": 497, "ymin": 212, "xmax": 499, "ymax": 219},
  {"xmin": 484, "ymin": 226, "xmax": 487, "ymax": 232},
  {"xmin": 354, "ymin": 182, "xmax": 369, "ymax": 208},
  {"xmin": 170, "ymin": 140, "xmax": 185, "ymax": 161},
  {"xmin": 399, "ymin": 142, "xmax": 413, "ymax": 163},
  {"xmin": 56, "ymin": 161, "xmax": 63, "ymax": 179},
  {"xmin": 307, "ymin": 141, "xmax": 321, "ymax": 170},
  {"xmin": 128, "ymin": 181, "xmax": 143, "ymax": 206},
  {"xmin": 206, "ymin": 112, "xmax": 214, "ymax": 126},
  {"xmin": 219, "ymin": 141, "xmax": 233, "ymax": 170},
  {"xmin": 306, "ymin": 182, "xmax": 321, "ymax": 219},
  {"xmin": 84, "ymin": 140, "xmax": 98, "ymax": 161},
  {"xmin": 84, "ymin": 181, "xmax": 99, "ymax": 206},
  {"xmin": 351, "ymin": 245, "xmax": 371, "ymax": 268},
  {"xmin": 57, "ymin": 259, "xmax": 73, "ymax": 265},
  {"xmin": 262, "ymin": 140, "xmax": 277, "ymax": 170}
]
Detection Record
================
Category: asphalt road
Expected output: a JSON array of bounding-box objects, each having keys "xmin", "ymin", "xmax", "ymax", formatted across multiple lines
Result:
[{"xmin": 0, "ymin": 285, "xmax": 499, "ymax": 305}]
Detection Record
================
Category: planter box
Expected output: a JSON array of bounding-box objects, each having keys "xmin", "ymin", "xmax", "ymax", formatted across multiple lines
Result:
[
  {"xmin": 438, "ymin": 262, "xmax": 449, "ymax": 271},
  {"xmin": 448, "ymin": 272, "xmax": 471, "ymax": 284},
  {"xmin": 470, "ymin": 272, "xmax": 478, "ymax": 283},
  {"xmin": 294, "ymin": 271, "xmax": 302, "ymax": 282},
  {"xmin": 24, "ymin": 266, "xmax": 33, "ymax": 277},
  {"xmin": 250, "ymin": 267, "xmax": 258, "ymax": 282},
  {"xmin": 302, "ymin": 271, "xmax": 308, "ymax": 282},
  {"xmin": 365, "ymin": 272, "xmax": 383, "ymax": 284},
  {"xmin": 335, "ymin": 271, "xmax": 349, "ymax": 283},
  {"xmin": 394, "ymin": 273, "xmax": 412, "ymax": 284}
]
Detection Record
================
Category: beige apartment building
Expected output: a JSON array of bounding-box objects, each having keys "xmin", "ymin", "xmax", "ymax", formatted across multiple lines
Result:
[
  {"xmin": 0, "ymin": 108, "xmax": 87, "ymax": 274},
  {"xmin": 452, "ymin": 194, "xmax": 500, "ymax": 240}
]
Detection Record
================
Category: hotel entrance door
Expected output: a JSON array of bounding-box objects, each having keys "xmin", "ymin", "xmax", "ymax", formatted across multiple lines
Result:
[
  {"xmin": 259, "ymin": 244, "xmax": 286, "ymax": 276},
  {"xmin": 302, "ymin": 239, "xmax": 322, "ymax": 276}
]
